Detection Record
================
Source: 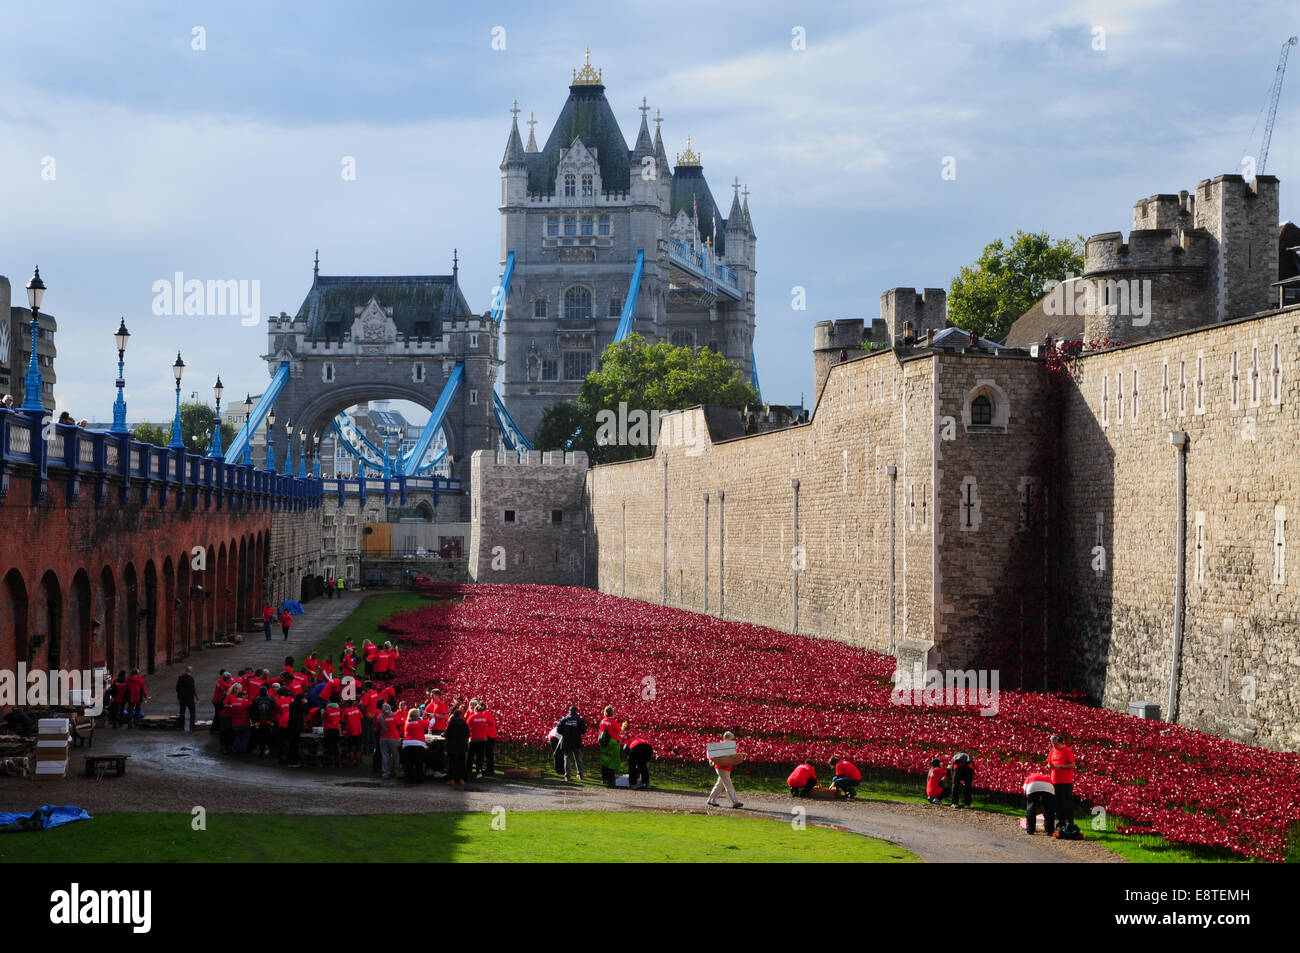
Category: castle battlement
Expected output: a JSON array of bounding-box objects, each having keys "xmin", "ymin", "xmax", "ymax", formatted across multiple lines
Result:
[
  {"xmin": 813, "ymin": 318, "xmax": 866, "ymax": 352},
  {"xmin": 881, "ymin": 287, "xmax": 946, "ymax": 343},
  {"xmin": 1084, "ymin": 228, "xmax": 1212, "ymax": 273},
  {"xmin": 1133, "ymin": 191, "xmax": 1195, "ymax": 231},
  {"xmin": 485, "ymin": 448, "xmax": 589, "ymax": 469}
]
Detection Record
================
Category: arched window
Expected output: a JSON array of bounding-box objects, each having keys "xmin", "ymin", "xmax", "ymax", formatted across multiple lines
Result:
[
  {"xmin": 970, "ymin": 395, "xmax": 992, "ymax": 425},
  {"xmin": 670, "ymin": 329, "xmax": 694, "ymax": 348},
  {"xmin": 533, "ymin": 297, "xmax": 547, "ymax": 318},
  {"xmin": 608, "ymin": 297, "xmax": 623, "ymax": 317},
  {"xmin": 581, "ymin": 174, "xmax": 593, "ymax": 197},
  {"xmin": 564, "ymin": 287, "xmax": 592, "ymax": 322},
  {"xmin": 964, "ymin": 380, "xmax": 1009, "ymax": 432},
  {"xmin": 564, "ymin": 174, "xmax": 576, "ymax": 197}
]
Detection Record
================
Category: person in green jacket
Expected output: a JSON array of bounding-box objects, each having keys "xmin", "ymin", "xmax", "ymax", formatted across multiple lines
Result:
[{"xmin": 597, "ymin": 705, "xmax": 623, "ymax": 788}]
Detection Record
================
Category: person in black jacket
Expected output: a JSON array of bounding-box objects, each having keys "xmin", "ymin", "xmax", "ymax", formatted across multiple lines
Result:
[
  {"xmin": 444, "ymin": 706, "xmax": 470, "ymax": 787},
  {"xmin": 284, "ymin": 693, "xmax": 310, "ymax": 766},
  {"xmin": 249, "ymin": 686, "xmax": 276, "ymax": 756},
  {"xmin": 556, "ymin": 706, "xmax": 587, "ymax": 781},
  {"xmin": 175, "ymin": 666, "xmax": 197, "ymax": 732}
]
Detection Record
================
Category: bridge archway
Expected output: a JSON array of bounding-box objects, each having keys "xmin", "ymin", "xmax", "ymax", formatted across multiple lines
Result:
[
  {"xmin": 162, "ymin": 557, "xmax": 175, "ymax": 663},
  {"xmin": 288, "ymin": 384, "xmax": 456, "ymax": 474},
  {"xmin": 123, "ymin": 562, "xmax": 139, "ymax": 671},
  {"xmin": 143, "ymin": 560, "xmax": 158, "ymax": 674},
  {"xmin": 176, "ymin": 553, "xmax": 191, "ymax": 655}
]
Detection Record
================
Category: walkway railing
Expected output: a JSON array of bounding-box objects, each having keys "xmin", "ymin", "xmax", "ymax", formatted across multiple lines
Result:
[
  {"xmin": 667, "ymin": 238, "xmax": 741, "ymax": 300},
  {"xmin": 0, "ymin": 409, "xmax": 323, "ymax": 510}
]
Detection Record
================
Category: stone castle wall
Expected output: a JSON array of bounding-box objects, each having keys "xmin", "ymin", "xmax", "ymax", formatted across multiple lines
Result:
[
  {"xmin": 468, "ymin": 449, "xmax": 589, "ymax": 585},
  {"xmin": 1061, "ymin": 308, "xmax": 1299, "ymax": 748}
]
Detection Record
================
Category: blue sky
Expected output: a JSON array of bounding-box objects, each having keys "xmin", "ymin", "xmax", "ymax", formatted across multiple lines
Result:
[{"xmin": 0, "ymin": 0, "xmax": 1296, "ymax": 423}]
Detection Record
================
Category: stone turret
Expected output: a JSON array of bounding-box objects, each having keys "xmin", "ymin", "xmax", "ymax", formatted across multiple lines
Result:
[{"xmin": 881, "ymin": 288, "xmax": 946, "ymax": 345}]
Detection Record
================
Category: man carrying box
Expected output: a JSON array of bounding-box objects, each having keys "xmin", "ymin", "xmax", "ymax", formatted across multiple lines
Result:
[{"xmin": 706, "ymin": 731, "xmax": 744, "ymax": 809}]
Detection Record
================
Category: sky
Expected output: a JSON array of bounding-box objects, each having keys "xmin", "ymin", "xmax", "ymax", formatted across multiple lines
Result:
[{"xmin": 0, "ymin": 0, "xmax": 1297, "ymax": 424}]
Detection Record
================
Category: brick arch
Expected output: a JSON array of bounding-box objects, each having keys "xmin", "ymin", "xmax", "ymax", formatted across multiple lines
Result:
[
  {"xmin": 98, "ymin": 566, "xmax": 116, "ymax": 673},
  {"xmin": 237, "ymin": 536, "xmax": 250, "ymax": 630},
  {"xmin": 70, "ymin": 569, "xmax": 93, "ymax": 672},
  {"xmin": 143, "ymin": 560, "xmax": 158, "ymax": 674},
  {"xmin": 2, "ymin": 568, "xmax": 29, "ymax": 673},
  {"xmin": 36, "ymin": 570, "xmax": 63, "ymax": 672},
  {"xmin": 216, "ymin": 542, "xmax": 228, "ymax": 637},
  {"xmin": 175, "ymin": 553, "xmax": 192, "ymax": 656},
  {"xmin": 203, "ymin": 544, "xmax": 216, "ymax": 639},
  {"xmin": 227, "ymin": 536, "xmax": 239, "ymax": 632},
  {"xmin": 123, "ymin": 562, "xmax": 139, "ymax": 671},
  {"xmin": 162, "ymin": 556, "xmax": 175, "ymax": 664}
]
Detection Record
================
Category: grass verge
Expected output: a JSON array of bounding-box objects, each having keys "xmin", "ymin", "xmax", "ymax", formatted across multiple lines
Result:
[{"xmin": 0, "ymin": 810, "xmax": 915, "ymax": 863}]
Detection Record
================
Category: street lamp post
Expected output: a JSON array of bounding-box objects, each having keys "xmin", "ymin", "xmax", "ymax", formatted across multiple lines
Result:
[
  {"xmin": 311, "ymin": 432, "xmax": 320, "ymax": 478},
  {"xmin": 111, "ymin": 318, "xmax": 131, "ymax": 434},
  {"xmin": 21, "ymin": 267, "xmax": 46, "ymax": 413},
  {"xmin": 169, "ymin": 353, "xmax": 186, "ymax": 448},
  {"xmin": 299, "ymin": 430, "xmax": 308, "ymax": 478},
  {"xmin": 265, "ymin": 407, "xmax": 276, "ymax": 472},
  {"xmin": 241, "ymin": 394, "xmax": 253, "ymax": 466},
  {"xmin": 284, "ymin": 418, "xmax": 294, "ymax": 476},
  {"xmin": 208, "ymin": 375, "xmax": 224, "ymax": 456}
]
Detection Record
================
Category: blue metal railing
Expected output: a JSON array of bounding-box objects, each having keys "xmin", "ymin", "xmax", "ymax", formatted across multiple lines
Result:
[
  {"xmin": 667, "ymin": 239, "xmax": 740, "ymax": 300},
  {"xmin": 1, "ymin": 409, "xmax": 322, "ymax": 509},
  {"xmin": 490, "ymin": 251, "xmax": 515, "ymax": 324},
  {"xmin": 399, "ymin": 361, "xmax": 463, "ymax": 475},
  {"xmin": 492, "ymin": 390, "xmax": 532, "ymax": 452}
]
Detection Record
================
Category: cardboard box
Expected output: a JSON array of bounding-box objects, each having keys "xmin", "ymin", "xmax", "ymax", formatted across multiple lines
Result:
[
  {"xmin": 807, "ymin": 786, "xmax": 841, "ymax": 799},
  {"xmin": 36, "ymin": 748, "xmax": 68, "ymax": 762},
  {"xmin": 710, "ymin": 753, "xmax": 745, "ymax": 767},
  {"xmin": 502, "ymin": 768, "xmax": 541, "ymax": 779},
  {"xmin": 705, "ymin": 741, "xmax": 737, "ymax": 759},
  {"xmin": 38, "ymin": 718, "xmax": 70, "ymax": 734},
  {"xmin": 37, "ymin": 733, "xmax": 69, "ymax": 744},
  {"xmin": 34, "ymin": 760, "xmax": 67, "ymax": 779}
]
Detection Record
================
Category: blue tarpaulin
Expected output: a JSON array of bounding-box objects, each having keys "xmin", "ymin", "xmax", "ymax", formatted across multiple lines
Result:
[
  {"xmin": 280, "ymin": 601, "xmax": 304, "ymax": 614},
  {"xmin": 0, "ymin": 805, "xmax": 91, "ymax": 833}
]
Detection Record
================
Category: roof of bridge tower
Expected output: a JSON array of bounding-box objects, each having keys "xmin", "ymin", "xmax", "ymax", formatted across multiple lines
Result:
[
  {"xmin": 671, "ymin": 141, "xmax": 726, "ymax": 255},
  {"xmin": 527, "ymin": 49, "xmax": 631, "ymax": 194},
  {"xmin": 296, "ymin": 274, "xmax": 473, "ymax": 339}
]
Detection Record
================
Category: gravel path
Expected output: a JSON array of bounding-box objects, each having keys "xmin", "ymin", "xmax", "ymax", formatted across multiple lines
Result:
[{"xmin": 0, "ymin": 591, "xmax": 1120, "ymax": 863}]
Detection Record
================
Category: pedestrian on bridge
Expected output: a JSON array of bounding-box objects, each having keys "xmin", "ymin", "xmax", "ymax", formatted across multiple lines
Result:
[{"xmin": 261, "ymin": 604, "xmax": 274, "ymax": 640}]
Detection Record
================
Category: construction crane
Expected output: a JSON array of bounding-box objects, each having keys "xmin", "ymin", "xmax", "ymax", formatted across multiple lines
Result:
[{"xmin": 1245, "ymin": 35, "xmax": 1297, "ymax": 176}]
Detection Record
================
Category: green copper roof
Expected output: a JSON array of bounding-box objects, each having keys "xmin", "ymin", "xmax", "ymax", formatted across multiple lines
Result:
[
  {"xmin": 296, "ymin": 275, "xmax": 473, "ymax": 338},
  {"xmin": 529, "ymin": 84, "xmax": 632, "ymax": 195},
  {"xmin": 671, "ymin": 165, "xmax": 726, "ymax": 255}
]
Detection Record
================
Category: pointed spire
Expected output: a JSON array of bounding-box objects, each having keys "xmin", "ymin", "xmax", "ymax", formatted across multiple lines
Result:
[
  {"xmin": 313, "ymin": 249, "xmax": 319, "ymax": 283},
  {"xmin": 652, "ymin": 108, "xmax": 669, "ymax": 174},
  {"xmin": 742, "ymin": 184, "xmax": 755, "ymax": 237},
  {"xmin": 727, "ymin": 177, "xmax": 744, "ymax": 224},
  {"xmin": 452, "ymin": 248, "xmax": 459, "ymax": 286},
  {"xmin": 525, "ymin": 110, "xmax": 538, "ymax": 152},
  {"xmin": 500, "ymin": 99, "xmax": 527, "ymax": 170},
  {"xmin": 632, "ymin": 96, "xmax": 654, "ymax": 159}
]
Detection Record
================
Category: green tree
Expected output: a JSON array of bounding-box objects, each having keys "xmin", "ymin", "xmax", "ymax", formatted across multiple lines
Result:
[
  {"xmin": 535, "ymin": 334, "xmax": 758, "ymax": 463},
  {"xmin": 947, "ymin": 231, "xmax": 1084, "ymax": 343},
  {"xmin": 133, "ymin": 402, "xmax": 236, "ymax": 454}
]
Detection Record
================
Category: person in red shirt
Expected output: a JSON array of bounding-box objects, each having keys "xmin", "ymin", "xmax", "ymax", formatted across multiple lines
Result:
[
  {"xmin": 401, "ymin": 708, "xmax": 430, "ymax": 784},
  {"xmin": 377, "ymin": 704, "xmax": 402, "ymax": 780},
  {"xmin": 279, "ymin": 608, "xmax": 293, "ymax": 639},
  {"xmin": 926, "ymin": 758, "xmax": 948, "ymax": 804},
  {"xmin": 482, "ymin": 703, "xmax": 498, "ymax": 777},
  {"xmin": 261, "ymin": 604, "xmax": 275, "ymax": 640},
  {"xmin": 467, "ymin": 703, "xmax": 492, "ymax": 779},
  {"xmin": 1023, "ymin": 771, "xmax": 1056, "ymax": 835},
  {"xmin": 342, "ymin": 701, "xmax": 365, "ymax": 765},
  {"xmin": 362, "ymin": 640, "xmax": 378, "ymax": 677},
  {"xmin": 340, "ymin": 648, "xmax": 357, "ymax": 679},
  {"xmin": 211, "ymin": 671, "xmax": 233, "ymax": 730},
  {"xmin": 124, "ymin": 669, "xmax": 148, "ymax": 728},
  {"xmin": 273, "ymin": 690, "xmax": 293, "ymax": 762},
  {"xmin": 318, "ymin": 702, "xmax": 341, "ymax": 767},
  {"xmin": 829, "ymin": 756, "xmax": 862, "ymax": 798},
  {"xmin": 624, "ymin": 737, "xmax": 654, "ymax": 789},
  {"xmin": 226, "ymin": 686, "xmax": 252, "ymax": 754},
  {"xmin": 304, "ymin": 653, "xmax": 320, "ymax": 679},
  {"xmin": 787, "ymin": 762, "xmax": 818, "ymax": 797},
  {"xmin": 1047, "ymin": 733, "xmax": 1076, "ymax": 831},
  {"xmin": 426, "ymin": 689, "xmax": 449, "ymax": 731},
  {"xmin": 322, "ymin": 655, "xmax": 335, "ymax": 680}
]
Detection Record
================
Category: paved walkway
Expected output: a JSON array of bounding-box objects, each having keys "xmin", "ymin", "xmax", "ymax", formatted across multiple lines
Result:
[{"xmin": 0, "ymin": 589, "xmax": 1121, "ymax": 863}]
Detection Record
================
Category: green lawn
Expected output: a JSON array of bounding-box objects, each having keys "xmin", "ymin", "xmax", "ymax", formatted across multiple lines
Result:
[{"xmin": 0, "ymin": 811, "xmax": 915, "ymax": 863}]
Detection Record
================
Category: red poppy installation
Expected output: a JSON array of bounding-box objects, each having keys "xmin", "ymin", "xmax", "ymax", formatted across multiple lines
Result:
[{"xmin": 384, "ymin": 582, "xmax": 1299, "ymax": 860}]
